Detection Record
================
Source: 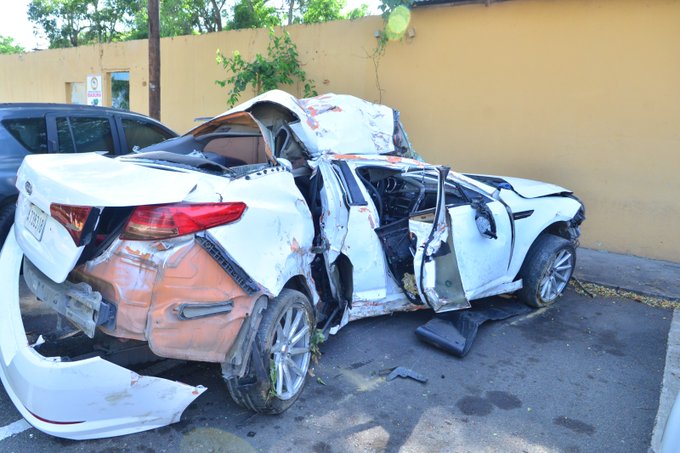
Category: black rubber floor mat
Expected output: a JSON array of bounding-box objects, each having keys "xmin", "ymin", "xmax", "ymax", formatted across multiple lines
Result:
[{"xmin": 415, "ymin": 298, "xmax": 533, "ymax": 357}]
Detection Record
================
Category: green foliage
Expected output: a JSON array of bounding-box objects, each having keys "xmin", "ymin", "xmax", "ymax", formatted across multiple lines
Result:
[
  {"xmin": 310, "ymin": 328, "xmax": 325, "ymax": 359},
  {"xmin": 375, "ymin": 0, "xmax": 413, "ymax": 52},
  {"xmin": 215, "ymin": 28, "xmax": 316, "ymax": 107},
  {"xmin": 28, "ymin": 0, "xmax": 138, "ymax": 48},
  {"xmin": 346, "ymin": 4, "xmax": 369, "ymax": 20},
  {"xmin": 111, "ymin": 77, "xmax": 129, "ymax": 110},
  {"xmin": 124, "ymin": 1, "xmax": 197, "ymax": 40},
  {"xmin": 298, "ymin": 0, "xmax": 368, "ymax": 24},
  {"xmin": 28, "ymin": 0, "xmax": 231, "ymax": 46},
  {"xmin": 0, "ymin": 36, "xmax": 25, "ymax": 54},
  {"xmin": 27, "ymin": 0, "xmax": 370, "ymax": 49},
  {"xmin": 302, "ymin": 0, "xmax": 344, "ymax": 24},
  {"xmin": 227, "ymin": 0, "xmax": 281, "ymax": 30},
  {"xmin": 157, "ymin": 0, "xmax": 228, "ymax": 33},
  {"xmin": 378, "ymin": 0, "xmax": 413, "ymax": 18},
  {"xmin": 281, "ymin": 0, "xmax": 368, "ymax": 26}
]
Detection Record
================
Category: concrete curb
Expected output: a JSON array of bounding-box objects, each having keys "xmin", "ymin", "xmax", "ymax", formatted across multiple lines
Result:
[
  {"xmin": 574, "ymin": 248, "xmax": 680, "ymax": 302},
  {"xmin": 650, "ymin": 310, "xmax": 680, "ymax": 453}
]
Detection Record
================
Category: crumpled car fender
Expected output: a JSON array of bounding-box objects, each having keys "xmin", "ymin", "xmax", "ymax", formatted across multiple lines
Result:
[
  {"xmin": 0, "ymin": 228, "xmax": 206, "ymax": 440},
  {"xmin": 208, "ymin": 170, "xmax": 317, "ymax": 301}
]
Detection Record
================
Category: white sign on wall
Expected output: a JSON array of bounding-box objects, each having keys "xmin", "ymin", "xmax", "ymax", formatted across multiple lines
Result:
[{"xmin": 86, "ymin": 75, "xmax": 103, "ymax": 106}]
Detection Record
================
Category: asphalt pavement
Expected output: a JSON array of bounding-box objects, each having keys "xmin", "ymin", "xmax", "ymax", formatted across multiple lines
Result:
[{"xmin": 0, "ymin": 247, "xmax": 677, "ymax": 452}]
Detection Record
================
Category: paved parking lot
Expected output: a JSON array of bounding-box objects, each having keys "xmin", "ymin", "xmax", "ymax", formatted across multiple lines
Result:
[{"xmin": 0, "ymin": 287, "xmax": 671, "ymax": 452}]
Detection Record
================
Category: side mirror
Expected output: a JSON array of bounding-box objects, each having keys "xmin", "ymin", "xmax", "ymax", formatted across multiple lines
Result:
[{"xmin": 472, "ymin": 200, "xmax": 497, "ymax": 239}]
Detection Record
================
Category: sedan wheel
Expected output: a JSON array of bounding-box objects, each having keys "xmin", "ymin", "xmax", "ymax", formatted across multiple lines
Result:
[
  {"xmin": 226, "ymin": 289, "xmax": 315, "ymax": 414},
  {"xmin": 270, "ymin": 303, "xmax": 312, "ymax": 400},
  {"xmin": 538, "ymin": 248, "xmax": 574, "ymax": 303},
  {"xmin": 518, "ymin": 234, "xmax": 576, "ymax": 308}
]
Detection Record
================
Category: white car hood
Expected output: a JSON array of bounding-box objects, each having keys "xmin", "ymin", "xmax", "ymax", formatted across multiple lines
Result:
[
  {"xmin": 215, "ymin": 90, "xmax": 397, "ymax": 157},
  {"xmin": 500, "ymin": 176, "xmax": 571, "ymax": 198}
]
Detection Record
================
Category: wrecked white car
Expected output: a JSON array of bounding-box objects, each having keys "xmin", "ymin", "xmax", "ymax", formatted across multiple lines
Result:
[{"xmin": 0, "ymin": 90, "xmax": 585, "ymax": 439}]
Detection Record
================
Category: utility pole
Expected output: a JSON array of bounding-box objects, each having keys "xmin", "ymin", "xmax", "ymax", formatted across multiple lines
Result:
[{"xmin": 148, "ymin": 0, "xmax": 160, "ymax": 120}]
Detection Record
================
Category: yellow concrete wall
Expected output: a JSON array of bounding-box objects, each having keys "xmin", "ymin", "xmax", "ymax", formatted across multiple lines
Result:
[{"xmin": 0, "ymin": 0, "xmax": 678, "ymax": 262}]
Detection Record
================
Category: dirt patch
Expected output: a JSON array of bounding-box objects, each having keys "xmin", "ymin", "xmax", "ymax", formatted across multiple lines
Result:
[{"xmin": 571, "ymin": 279, "xmax": 680, "ymax": 310}]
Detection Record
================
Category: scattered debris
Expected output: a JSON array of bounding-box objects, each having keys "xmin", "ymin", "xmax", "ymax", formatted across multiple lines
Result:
[
  {"xmin": 316, "ymin": 377, "xmax": 327, "ymax": 386},
  {"xmin": 570, "ymin": 280, "xmax": 680, "ymax": 310},
  {"xmin": 401, "ymin": 273, "xmax": 418, "ymax": 297},
  {"xmin": 572, "ymin": 277, "xmax": 595, "ymax": 298},
  {"xmin": 379, "ymin": 366, "xmax": 428, "ymax": 383}
]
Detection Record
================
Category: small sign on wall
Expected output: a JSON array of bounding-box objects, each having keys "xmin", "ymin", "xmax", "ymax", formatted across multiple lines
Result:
[{"xmin": 86, "ymin": 75, "xmax": 103, "ymax": 106}]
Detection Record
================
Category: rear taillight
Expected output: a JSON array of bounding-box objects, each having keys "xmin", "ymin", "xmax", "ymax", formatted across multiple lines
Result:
[
  {"xmin": 120, "ymin": 202, "xmax": 247, "ymax": 241},
  {"xmin": 50, "ymin": 204, "xmax": 94, "ymax": 246}
]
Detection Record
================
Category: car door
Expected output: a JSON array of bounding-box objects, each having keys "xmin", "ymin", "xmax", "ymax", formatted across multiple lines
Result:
[{"xmin": 410, "ymin": 167, "xmax": 512, "ymax": 312}]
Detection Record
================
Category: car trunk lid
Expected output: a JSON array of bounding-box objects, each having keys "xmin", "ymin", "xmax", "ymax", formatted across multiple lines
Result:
[{"xmin": 14, "ymin": 152, "xmax": 200, "ymax": 283}]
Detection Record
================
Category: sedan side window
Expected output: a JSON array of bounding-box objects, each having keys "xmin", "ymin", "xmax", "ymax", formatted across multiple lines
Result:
[
  {"xmin": 56, "ymin": 116, "xmax": 114, "ymax": 154},
  {"xmin": 56, "ymin": 118, "xmax": 76, "ymax": 153},
  {"xmin": 122, "ymin": 118, "xmax": 173, "ymax": 152},
  {"xmin": 2, "ymin": 118, "xmax": 48, "ymax": 153}
]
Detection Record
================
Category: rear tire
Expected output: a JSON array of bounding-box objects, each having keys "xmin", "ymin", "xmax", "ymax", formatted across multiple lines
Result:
[
  {"xmin": 0, "ymin": 203, "xmax": 16, "ymax": 249},
  {"xmin": 226, "ymin": 289, "xmax": 314, "ymax": 414},
  {"xmin": 517, "ymin": 234, "xmax": 576, "ymax": 308}
]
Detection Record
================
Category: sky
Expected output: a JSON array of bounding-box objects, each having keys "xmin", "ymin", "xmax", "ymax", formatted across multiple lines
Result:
[
  {"xmin": 1, "ymin": 0, "xmax": 48, "ymax": 50},
  {"xmin": 1, "ymin": 0, "xmax": 381, "ymax": 51}
]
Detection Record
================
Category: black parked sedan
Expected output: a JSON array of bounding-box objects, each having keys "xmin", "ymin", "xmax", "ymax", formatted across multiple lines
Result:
[{"xmin": 0, "ymin": 103, "xmax": 177, "ymax": 245}]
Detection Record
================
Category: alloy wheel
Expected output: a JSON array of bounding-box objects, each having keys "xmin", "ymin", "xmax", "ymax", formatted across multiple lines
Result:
[
  {"xmin": 270, "ymin": 304, "xmax": 312, "ymax": 400},
  {"xmin": 539, "ymin": 249, "xmax": 574, "ymax": 302}
]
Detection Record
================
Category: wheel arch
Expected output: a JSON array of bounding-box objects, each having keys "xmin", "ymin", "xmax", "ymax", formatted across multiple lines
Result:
[
  {"xmin": 508, "ymin": 195, "xmax": 583, "ymax": 280},
  {"xmin": 516, "ymin": 233, "xmax": 576, "ymax": 307},
  {"xmin": 512, "ymin": 224, "xmax": 571, "ymax": 281},
  {"xmin": 282, "ymin": 275, "xmax": 315, "ymax": 305}
]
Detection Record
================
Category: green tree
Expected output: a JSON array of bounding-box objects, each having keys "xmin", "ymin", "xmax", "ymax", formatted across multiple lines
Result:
[
  {"xmin": 124, "ymin": 0, "xmax": 234, "ymax": 39},
  {"xmin": 346, "ymin": 4, "xmax": 368, "ymax": 20},
  {"xmin": 0, "ymin": 36, "xmax": 25, "ymax": 54},
  {"xmin": 27, "ymin": 0, "xmax": 137, "ymax": 48},
  {"xmin": 216, "ymin": 28, "xmax": 316, "ymax": 107},
  {"xmin": 301, "ymin": 0, "xmax": 344, "ymax": 23},
  {"xmin": 227, "ymin": 0, "xmax": 281, "ymax": 30},
  {"xmin": 125, "ymin": 0, "xmax": 200, "ymax": 40}
]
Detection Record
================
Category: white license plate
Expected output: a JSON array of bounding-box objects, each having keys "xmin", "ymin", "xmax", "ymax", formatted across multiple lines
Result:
[{"xmin": 25, "ymin": 203, "xmax": 47, "ymax": 241}]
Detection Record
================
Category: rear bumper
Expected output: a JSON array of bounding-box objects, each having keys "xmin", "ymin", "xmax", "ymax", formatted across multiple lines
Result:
[{"xmin": 0, "ymin": 228, "xmax": 206, "ymax": 440}]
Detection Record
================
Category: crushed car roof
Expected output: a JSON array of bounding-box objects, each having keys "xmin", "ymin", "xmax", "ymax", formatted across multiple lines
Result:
[{"xmin": 205, "ymin": 90, "xmax": 400, "ymax": 157}]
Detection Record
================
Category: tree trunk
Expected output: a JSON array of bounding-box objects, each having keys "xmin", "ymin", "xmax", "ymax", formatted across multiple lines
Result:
[
  {"xmin": 288, "ymin": 0, "xmax": 295, "ymax": 25},
  {"xmin": 210, "ymin": 0, "xmax": 222, "ymax": 32}
]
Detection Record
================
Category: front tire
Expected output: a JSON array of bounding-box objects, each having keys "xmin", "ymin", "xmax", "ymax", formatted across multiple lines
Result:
[
  {"xmin": 227, "ymin": 289, "xmax": 314, "ymax": 414},
  {"xmin": 517, "ymin": 234, "xmax": 576, "ymax": 308}
]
